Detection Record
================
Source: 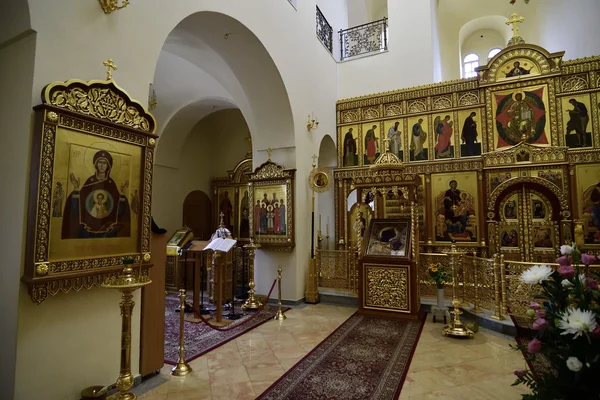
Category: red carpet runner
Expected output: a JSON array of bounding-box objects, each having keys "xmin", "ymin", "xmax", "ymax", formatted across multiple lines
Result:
[{"xmin": 257, "ymin": 313, "xmax": 426, "ymax": 400}]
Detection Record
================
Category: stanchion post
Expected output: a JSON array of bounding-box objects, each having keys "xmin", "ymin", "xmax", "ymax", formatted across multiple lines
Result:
[
  {"xmin": 171, "ymin": 289, "xmax": 192, "ymax": 376},
  {"xmin": 274, "ymin": 265, "xmax": 286, "ymax": 321}
]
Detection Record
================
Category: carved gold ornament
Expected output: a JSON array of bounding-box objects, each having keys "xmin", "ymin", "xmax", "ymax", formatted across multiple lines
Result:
[
  {"xmin": 143, "ymin": 253, "xmax": 151, "ymax": 262},
  {"xmin": 98, "ymin": 0, "xmax": 130, "ymax": 14},
  {"xmin": 46, "ymin": 111, "xmax": 58, "ymax": 123},
  {"xmin": 35, "ymin": 263, "xmax": 49, "ymax": 276}
]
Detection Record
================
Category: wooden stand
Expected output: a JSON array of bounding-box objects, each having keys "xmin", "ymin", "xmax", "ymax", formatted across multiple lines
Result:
[{"xmin": 210, "ymin": 252, "xmax": 232, "ymax": 327}]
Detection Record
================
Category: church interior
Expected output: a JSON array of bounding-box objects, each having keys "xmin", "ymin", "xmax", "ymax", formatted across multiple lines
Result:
[{"xmin": 2, "ymin": 0, "xmax": 600, "ymax": 399}]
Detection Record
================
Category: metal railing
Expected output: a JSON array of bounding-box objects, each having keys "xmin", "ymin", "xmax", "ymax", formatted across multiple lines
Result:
[
  {"xmin": 339, "ymin": 18, "xmax": 388, "ymax": 61},
  {"xmin": 316, "ymin": 247, "xmax": 600, "ymax": 319},
  {"xmin": 316, "ymin": 6, "xmax": 333, "ymax": 54}
]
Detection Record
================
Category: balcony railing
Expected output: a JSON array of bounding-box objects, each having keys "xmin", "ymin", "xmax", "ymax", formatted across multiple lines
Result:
[
  {"xmin": 316, "ymin": 6, "xmax": 333, "ymax": 54},
  {"xmin": 339, "ymin": 18, "xmax": 388, "ymax": 61}
]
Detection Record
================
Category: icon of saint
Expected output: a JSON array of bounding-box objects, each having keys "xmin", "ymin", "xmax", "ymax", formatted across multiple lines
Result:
[{"xmin": 62, "ymin": 150, "xmax": 131, "ymax": 238}]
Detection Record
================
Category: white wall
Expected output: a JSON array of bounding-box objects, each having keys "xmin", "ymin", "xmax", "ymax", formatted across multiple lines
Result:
[
  {"xmin": 338, "ymin": 0, "xmax": 436, "ymax": 98},
  {"xmin": 0, "ymin": 29, "xmax": 35, "ymax": 400},
  {"xmin": 437, "ymin": 0, "xmax": 540, "ymax": 81},
  {"xmin": 318, "ymin": 135, "xmax": 337, "ymax": 250},
  {"xmin": 536, "ymin": 0, "xmax": 600, "ymax": 59},
  {"xmin": 461, "ymin": 29, "xmax": 505, "ymax": 73}
]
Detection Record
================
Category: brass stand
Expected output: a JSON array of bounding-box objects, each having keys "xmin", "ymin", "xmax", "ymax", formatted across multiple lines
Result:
[
  {"xmin": 442, "ymin": 242, "xmax": 474, "ymax": 338},
  {"xmin": 102, "ymin": 263, "xmax": 151, "ymax": 400},
  {"xmin": 171, "ymin": 289, "xmax": 192, "ymax": 376},
  {"xmin": 242, "ymin": 238, "xmax": 262, "ymax": 311},
  {"xmin": 274, "ymin": 265, "xmax": 286, "ymax": 321}
]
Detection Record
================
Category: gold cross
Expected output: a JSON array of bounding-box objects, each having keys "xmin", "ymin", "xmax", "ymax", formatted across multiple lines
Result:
[
  {"xmin": 382, "ymin": 136, "xmax": 391, "ymax": 151},
  {"xmin": 266, "ymin": 148, "xmax": 272, "ymax": 160},
  {"xmin": 103, "ymin": 59, "xmax": 118, "ymax": 81},
  {"xmin": 311, "ymin": 154, "xmax": 318, "ymax": 169},
  {"xmin": 506, "ymin": 13, "xmax": 524, "ymax": 38}
]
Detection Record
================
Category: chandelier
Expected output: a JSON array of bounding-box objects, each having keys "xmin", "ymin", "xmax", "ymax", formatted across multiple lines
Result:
[{"xmin": 510, "ymin": 0, "xmax": 530, "ymax": 3}]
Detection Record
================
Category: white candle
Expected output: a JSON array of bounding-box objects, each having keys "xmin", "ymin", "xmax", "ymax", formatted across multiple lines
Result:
[{"xmin": 319, "ymin": 214, "xmax": 322, "ymax": 231}]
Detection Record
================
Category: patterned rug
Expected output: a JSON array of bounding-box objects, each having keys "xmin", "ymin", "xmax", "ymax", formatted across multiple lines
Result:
[
  {"xmin": 164, "ymin": 294, "xmax": 286, "ymax": 365},
  {"xmin": 257, "ymin": 313, "xmax": 426, "ymax": 400}
]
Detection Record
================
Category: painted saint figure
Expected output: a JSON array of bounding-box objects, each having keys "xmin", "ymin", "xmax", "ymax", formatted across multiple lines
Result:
[
  {"xmin": 410, "ymin": 119, "xmax": 427, "ymax": 161},
  {"xmin": 62, "ymin": 150, "xmax": 131, "ymax": 239},
  {"xmin": 259, "ymin": 203, "xmax": 267, "ymax": 234},
  {"xmin": 508, "ymin": 93, "xmax": 534, "ymax": 137},
  {"xmin": 364, "ymin": 125, "xmax": 379, "ymax": 164},
  {"xmin": 461, "ymin": 112, "xmax": 478, "ymax": 156},
  {"xmin": 273, "ymin": 202, "xmax": 281, "ymax": 233},
  {"xmin": 266, "ymin": 205, "xmax": 274, "ymax": 233},
  {"xmin": 434, "ymin": 115, "xmax": 453, "ymax": 159},
  {"xmin": 254, "ymin": 200, "xmax": 261, "ymax": 234},
  {"xmin": 504, "ymin": 61, "xmax": 533, "ymax": 78},
  {"xmin": 279, "ymin": 199, "xmax": 286, "ymax": 234},
  {"xmin": 343, "ymin": 128, "xmax": 357, "ymax": 167},
  {"xmin": 387, "ymin": 121, "xmax": 401, "ymax": 156},
  {"xmin": 566, "ymin": 99, "xmax": 589, "ymax": 147},
  {"xmin": 240, "ymin": 190, "xmax": 249, "ymax": 238},
  {"xmin": 52, "ymin": 181, "xmax": 64, "ymax": 217}
]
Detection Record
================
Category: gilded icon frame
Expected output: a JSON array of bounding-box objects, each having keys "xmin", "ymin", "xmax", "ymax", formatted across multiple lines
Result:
[
  {"xmin": 248, "ymin": 159, "xmax": 296, "ymax": 251},
  {"xmin": 22, "ymin": 79, "xmax": 157, "ymax": 304}
]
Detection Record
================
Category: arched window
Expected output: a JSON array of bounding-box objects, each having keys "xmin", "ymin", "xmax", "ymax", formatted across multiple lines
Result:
[
  {"xmin": 488, "ymin": 48, "xmax": 502, "ymax": 60},
  {"xmin": 463, "ymin": 53, "xmax": 479, "ymax": 78}
]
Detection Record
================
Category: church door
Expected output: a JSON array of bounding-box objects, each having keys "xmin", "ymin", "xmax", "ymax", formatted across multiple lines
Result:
[
  {"xmin": 183, "ymin": 190, "xmax": 212, "ymax": 240},
  {"xmin": 495, "ymin": 184, "xmax": 559, "ymax": 263}
]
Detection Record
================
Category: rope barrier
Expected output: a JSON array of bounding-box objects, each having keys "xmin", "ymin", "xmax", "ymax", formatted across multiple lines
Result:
[{"xmin": 190, "ymin": 277, "xmax": 278, "ymax": 332}]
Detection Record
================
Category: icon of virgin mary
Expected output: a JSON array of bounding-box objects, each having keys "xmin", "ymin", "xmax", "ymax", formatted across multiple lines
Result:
[{"xmin": 61, "ymin": 149, "xmax": 131, "ymax": 239}]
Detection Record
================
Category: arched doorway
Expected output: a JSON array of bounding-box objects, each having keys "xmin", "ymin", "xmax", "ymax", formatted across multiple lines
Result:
[
  {"xmin": 492, "ymin": 180, "xmax": 562, "ymax": 263},
  {"xmin": 182, "ymin": 190, "xmax": 212, "ymax": 240}
]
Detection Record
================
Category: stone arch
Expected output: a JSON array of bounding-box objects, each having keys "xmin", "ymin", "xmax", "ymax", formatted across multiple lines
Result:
[{"xmin": 153, "ymin": 11, "xmax": 295, "ymax": 163}]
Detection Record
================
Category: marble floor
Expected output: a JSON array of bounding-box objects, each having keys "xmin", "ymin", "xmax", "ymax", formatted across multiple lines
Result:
[{"xmin": 138, "ymin": 304, "xmax": 529, "ymax": 400}]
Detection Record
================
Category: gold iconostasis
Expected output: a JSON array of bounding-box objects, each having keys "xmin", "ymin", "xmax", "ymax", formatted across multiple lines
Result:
[{"xmin": 335, "ymin": 42, "xmax": 600, "ymax": 262}]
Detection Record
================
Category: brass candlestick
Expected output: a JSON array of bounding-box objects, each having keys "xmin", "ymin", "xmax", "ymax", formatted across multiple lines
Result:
[
  {"xmin": 242, "ymin": 238, "xmax": 262, "ymax": 311},
  {"xmin": 274, "ymin": 265, "xmax": 286, "ymax": 321},
  {"xmin": 442, "ymin": 242, "xmax": 474, "ymax": 338},
  {"xmin": 102, "ymin": 262, "xmax": 151, "ymax": 400},
  {"xmin": 171, "ymin": 289, "xmax": 192, "ymax": 376}
]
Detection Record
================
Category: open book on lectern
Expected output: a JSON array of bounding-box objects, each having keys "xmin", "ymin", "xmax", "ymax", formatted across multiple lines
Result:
[{"xmin": 204, "ymin": 237, "xmax": 237, "ymax": 253}]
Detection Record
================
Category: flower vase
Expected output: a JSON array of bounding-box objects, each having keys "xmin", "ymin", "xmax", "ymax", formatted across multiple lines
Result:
[{"xmin": 436, "ymin": 287, "xmax": 445, "ymax": 308}]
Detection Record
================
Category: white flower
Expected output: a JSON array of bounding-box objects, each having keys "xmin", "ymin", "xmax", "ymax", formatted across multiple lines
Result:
[
  {"xmin": 566, "ymin": 357, "xmax": 583, "ymax": 372},
  {"xmin": 578, "ymin": 274, "xmax": 587, "ymax": 284},
  {"xmin": 561, "ymin": 245, "xmax": 573, "ymax": 255},
  {"xmin": 562, "ymin": 279, "xmax": 574, "ymax": 288},
  {"xmin": 520, "ymin": 265, "xmax": 553, "ymax": 285},
  {"xmin": 558, "ymin": 308, "xmax": 598, "ymax": 339}
]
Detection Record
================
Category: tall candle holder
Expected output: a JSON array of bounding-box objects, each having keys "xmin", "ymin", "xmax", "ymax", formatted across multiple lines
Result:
[
  {"xmin": 442, "ymin": 242, "xmax": 474, "ymax": 338},
  {"xmin": 102, "ymin": 259, "xmax": 152, "ymax": 400},
  {"xmin": 242, "ymin": 238, "xmax": 262, "ymax": 310}
]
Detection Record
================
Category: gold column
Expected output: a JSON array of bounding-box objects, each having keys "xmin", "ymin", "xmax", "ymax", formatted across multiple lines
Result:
[
  {"xmin": 442, "ymin": 242, "xmax": 474, "ymax": 338},
  {"xmin": 242, "ymin": 238, "xmax": 262, "ymax": 310},
  {"xmin": 102, "ymin": 263, "xmax": 151, "ymax": 400}
]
